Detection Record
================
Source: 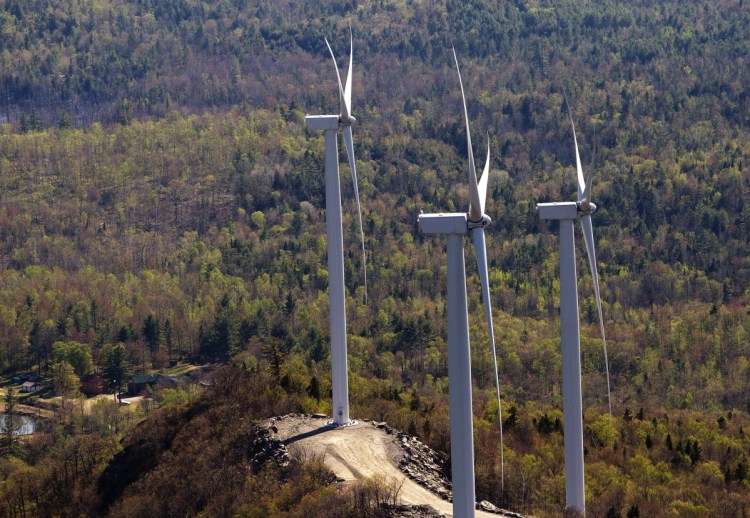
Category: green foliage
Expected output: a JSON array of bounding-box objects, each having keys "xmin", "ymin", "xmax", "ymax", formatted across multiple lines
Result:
[
  {"xmin": 158, "ymin": 387, "xmax": 197, "ymax": 407},
  {"xmin": 52, "ymin": 340, "xmax": 93, "ymax": 376},
  {"xmin": 586, "ymin": 413, "xmax": 617, "ymax": 449},
  {"xmin": 0, "ymin": 1, "xmax": 749, "ymax": 515},
  {"xmin": 51, "ymin": 360, "xmax": 80, "ymax": 399}
]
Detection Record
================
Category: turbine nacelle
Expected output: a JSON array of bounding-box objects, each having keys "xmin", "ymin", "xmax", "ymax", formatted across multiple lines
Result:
[{"xmin": 417, "ymin": 212, "xmax": 491, "ymax": 235}]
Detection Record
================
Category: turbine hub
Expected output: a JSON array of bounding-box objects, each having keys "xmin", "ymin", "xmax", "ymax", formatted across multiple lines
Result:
[
  {"xmin": 340, "ymin": 115, "xmax": 355, "ymax": 125},
  {"xmin": 467, "ymin": 214, "xmax": 491, "ymax": 229},
  {"xmin": 577, "ymin": 201, "xmax": 597, "ymax": 216}
]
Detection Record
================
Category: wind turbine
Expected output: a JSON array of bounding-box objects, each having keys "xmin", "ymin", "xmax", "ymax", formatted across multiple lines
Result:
[
  {"xmin": 536, "ymin": 93, "xmax": 609, "ymax": 517},
  {"xmin": 305, "ymin": 28, "xmax": 367, "ymax": 427},
  {"xmin": 418, "ymin": 49, "xmax": 502, "ymax": 518}
]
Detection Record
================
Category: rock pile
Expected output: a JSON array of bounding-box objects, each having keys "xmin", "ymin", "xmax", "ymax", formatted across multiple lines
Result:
[
  {"xmin": 374, "ymin": 421, "xmax": 524, "ymax": 517},
  {"xmin": 393, "ymin": 430, "xmax": 453, "ymax": 501},
  {"xmin": 380, "ymin": 504, "xmax": 446, "ymax": 517},
  {"xmin": 247, "ymin": 424, "xmax": 290, "ymax": 471}
]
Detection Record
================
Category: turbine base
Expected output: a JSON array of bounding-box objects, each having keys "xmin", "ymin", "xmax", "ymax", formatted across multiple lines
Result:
[{"xmin": 327, "ymin": 419, "xmax": 358, "ymax": 428}]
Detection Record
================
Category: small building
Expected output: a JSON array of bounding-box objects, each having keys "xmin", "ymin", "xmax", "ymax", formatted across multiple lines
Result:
[
  {"xmin": 80, "ymin": 374, "xmax": 104, "ymax": 396},
  {"xmin": 20, "ymin": 381, "xmax": 41, "ymax": 393}
]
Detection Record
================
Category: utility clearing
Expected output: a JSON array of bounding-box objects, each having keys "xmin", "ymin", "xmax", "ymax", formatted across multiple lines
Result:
[{"xmin": 271, "ymin": 415, "xmax": 518, "ymax": 518}]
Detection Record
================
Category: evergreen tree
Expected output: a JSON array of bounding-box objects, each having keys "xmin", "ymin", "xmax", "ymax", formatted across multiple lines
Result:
[
  {"xmin": 163, "ymin": 319, "xmax": 174, "ymax": 358},
  {"xmin": 142, "ymin": 314, "xmax": 162, "ymax": 353},
  {"xmin": 735, "ymin": 460, "xmax": 748, "ymax": 482},
  {"xmin": 2, "ymin": 388, "xmax": 18, "ymax": 454},
  {"xmin": 605, "ymin": 507, "xmax": 621, "ymax": 518},
  {"xmin": 504, "ymin": 406, "xmax": 518, "ymax": 428},
  {"xmin": 307, "ymin": 375, "xmax": 321, "ymax": 401},
  {"xmin": 102, "ymin": 343, "xmax": 132, "ymax": 400},
  {"xmin": 199, "ymin": 304, "xmax": 240, "ymax": 362},
  {"xmin": 263, "ymin": 339, "xmax": 284, "ymax": 382},
  {"xmin": 57, "ymin": 111, "xmax": 72, "ymax": 129}
]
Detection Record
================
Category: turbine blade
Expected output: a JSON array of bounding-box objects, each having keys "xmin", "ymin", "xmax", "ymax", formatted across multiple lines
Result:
[
  {"xmin": 581, "ymin": 162, "xmax": 594, "ymax": 209},
  {"xmin": 325, "ymin": 38, "xmax": 349, "ymax": 121},
  {"xmin": 581, "ymin": 138, "xmax": 596, "ymax": 209},
  {"xmin": 581, "ymin": 213, "xmax": 612, "ymax": 417},
  {"xmin": 343, "ymin": 125, "xmax": 367, "ymax": 305},
  {"xmin": 344, "ymin": 26, "xmax": 353, "ymax": 118},
  {"xmin": 562, "ymin": 87, "xmax": 586, "ymax": 203},
  {"xmin": 471, "ymin": 227, "xmax": 505, "ymax": 493},
  {"xmin": 453, "ymin": 48, "xmax": 482, "ymax": 222},
  {"xmin": 477, "ymin": 132, "xmax": 491, "ymax": 216}
]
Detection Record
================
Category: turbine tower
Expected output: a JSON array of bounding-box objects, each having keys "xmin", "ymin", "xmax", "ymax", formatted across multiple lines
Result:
[
  {"xmin": 305, "ymin": 28, "xmax": 366, "ymax": 427},
  {"xmin": 418, "ymin": 50, "xmax": 501, "ymax": 518},
  {"xmin": 536, "ymin": 95, "xmax": 608, "ymax": 517}
]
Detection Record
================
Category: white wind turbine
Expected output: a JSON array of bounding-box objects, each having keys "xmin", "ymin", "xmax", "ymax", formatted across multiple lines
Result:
[
  {"xmin": 536, "ymin": 93, "xmax": 610, "ymax": 517},
  {"xmin": 305, "ymin": 28, "xmax": 367, "ymax": 427},
  {"xmin": 418, "ymin": 49, "xmax": 503, "ymax": 518}
]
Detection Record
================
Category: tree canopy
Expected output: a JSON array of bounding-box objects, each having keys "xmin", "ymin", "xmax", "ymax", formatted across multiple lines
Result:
[{"xmin": 0, "ymin": 0, "xmax": 749, "ymax": 516}]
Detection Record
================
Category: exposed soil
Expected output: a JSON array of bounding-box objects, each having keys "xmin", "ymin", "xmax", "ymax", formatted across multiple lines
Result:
[{"xmin": 268, "ymin": 414, "xmax": 522, "ymax": 518}]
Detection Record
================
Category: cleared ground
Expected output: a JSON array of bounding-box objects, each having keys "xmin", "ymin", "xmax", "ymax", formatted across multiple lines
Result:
[{"xmin": 272, "ymin": 415, "xmax": 507, "ymax": 518}]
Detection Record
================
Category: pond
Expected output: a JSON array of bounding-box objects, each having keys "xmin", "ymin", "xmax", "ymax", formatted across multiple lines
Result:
[{"xmin": 0, "ymin": 414, "xmax": 37, "ymax": 435}]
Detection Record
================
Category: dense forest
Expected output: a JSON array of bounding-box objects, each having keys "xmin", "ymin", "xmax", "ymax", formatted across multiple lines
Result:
[{"xmin": 1, "ymin": 0, "xmax": 750, "ymax": 516}]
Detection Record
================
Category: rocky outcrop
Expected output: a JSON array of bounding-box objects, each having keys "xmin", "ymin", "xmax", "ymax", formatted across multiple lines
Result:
[
  {"xmin": 373, "ymin": 421, "xmax": 524, "ymax": 518},
  {"xmin": 247, "ymin": 424, "xmax": 290, "ymax": 471},
  {"xmin": 394, "ymin": 431, "xmax": 452, "ymax": 501},
  {"xmin": 379, "ymin": 503, "xmax": 446, "ymax": 517}
]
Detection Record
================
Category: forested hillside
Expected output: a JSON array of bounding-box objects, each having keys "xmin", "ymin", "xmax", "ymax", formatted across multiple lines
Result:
[{"xmin": 1, "ymin": 0, "xmax": 750, "ymax": 516}]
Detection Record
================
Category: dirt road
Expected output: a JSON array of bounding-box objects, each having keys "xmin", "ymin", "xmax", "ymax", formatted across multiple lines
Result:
[{"xmin": 272, "ymin": 415, "xmax": 511, "ymax": 518}]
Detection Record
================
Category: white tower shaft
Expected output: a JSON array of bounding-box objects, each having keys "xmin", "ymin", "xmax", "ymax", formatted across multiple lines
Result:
[
  {"xmin": 308, "ymin": 115, "xmax": 351, "ymax": 426},
  {"xmin": 539, "ymin": 202, "xmax": 585, "ymax": 517},
  {"xmin": 447, "ymin": 233, "xmax": 476, "ymax": 518},
  {"xmin": 325, "ymin": 127, "xmax": 350, "ymax": 426},
  {"xmin": 420, "ymin": 213, "xmax": 476, "ymax": 518},
  {"xmin": 559, "ymin": 219, "xmax": 585, "ymax": 517}
]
